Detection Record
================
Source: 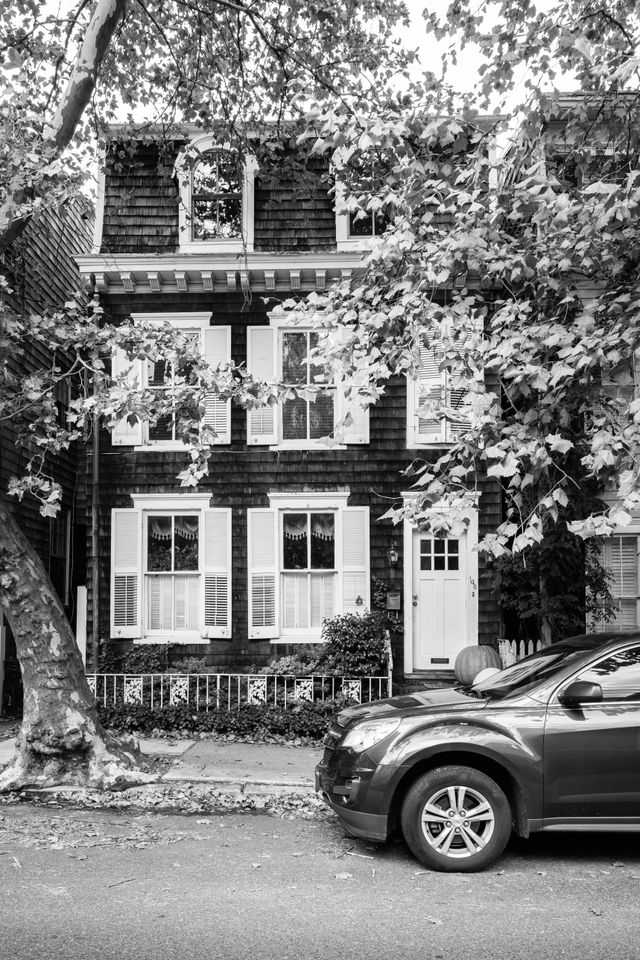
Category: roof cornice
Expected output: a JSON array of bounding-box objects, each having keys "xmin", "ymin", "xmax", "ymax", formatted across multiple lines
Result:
[{"xmin": 75, "ymin": 251, "xmax": 369, "ymax": 295}]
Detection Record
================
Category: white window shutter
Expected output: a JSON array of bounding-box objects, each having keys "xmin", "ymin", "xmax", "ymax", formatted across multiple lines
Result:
[
  {"xmin": 203, "ymin": 326, "xmax": 231, "ymax": 444},
  {"xmin": 414, "ymin": 344, "xmax": 445, "ymax": 444},
  {"xmin": 247, "ymin": 508, "xmax": 279, "ymax": 638},
  {"xmin": 246, "ymin": 327, "xmax": 277, "ymax": 445},
  {"xmin": 110, "ymin": 509, "xmax": 142, "ymax": 638},
  {"xmin": 202, "ymin": 508, "xmax": 232, "ymax": 638},
  {"xmin": 111, "ymin": 349, "xmax": 144, "ymax": 446},
  {"xmin": 338, "ymin": 390, "xmax": 370, "ymax": 444},
  {"xmin": 341, "ymin": 507, "xmax": 370, "ymax": 613}
]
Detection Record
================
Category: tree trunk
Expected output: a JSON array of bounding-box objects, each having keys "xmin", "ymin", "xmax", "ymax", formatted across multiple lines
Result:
[{"xmin": 0, "ymin": 499, "xmax": 152, "ymax": 791}]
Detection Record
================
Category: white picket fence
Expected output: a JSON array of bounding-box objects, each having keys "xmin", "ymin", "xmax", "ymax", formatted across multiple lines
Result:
[{"xmin": 498, "ymin": 638, "xmax": 544, "ymax": 668}]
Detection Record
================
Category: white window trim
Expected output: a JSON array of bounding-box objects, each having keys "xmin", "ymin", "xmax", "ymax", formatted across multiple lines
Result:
[
  {"xmin": 269, "ymin": 310, "xmax": 346, "ymax": 451},
  {"xmin": 334, "ymin": 181, "xmax": 385, "ymax": 253},
  {"xmin": 267, "ymin": 491, "xmax": 367, "ymax": 644},
  {"xmin": 123, "ymin": 493, "xmax": 232, "ymax": 645},
  {"xmin": 175, "ymin": 133, "xmax": 257, "ymax": 254},
  {"xmin": 128, "ymin": 312, "xmax": 227, "ymax": 452}
]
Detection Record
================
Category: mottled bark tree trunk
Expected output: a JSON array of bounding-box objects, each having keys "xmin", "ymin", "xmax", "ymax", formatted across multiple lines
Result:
[{"xmin": 0, "ymin": 500, "xmax": 152, "ymax": 791}]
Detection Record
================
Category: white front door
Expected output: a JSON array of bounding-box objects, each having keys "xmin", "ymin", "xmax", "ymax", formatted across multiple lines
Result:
[{"xmin": 410, "ymin": 525, "xmax": 476, "ymax": 671}]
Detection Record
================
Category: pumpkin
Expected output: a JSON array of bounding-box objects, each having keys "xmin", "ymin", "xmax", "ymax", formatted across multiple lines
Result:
[{"xmin": 454, "ymin": 644, "xmax": 501, "ymax": 686}]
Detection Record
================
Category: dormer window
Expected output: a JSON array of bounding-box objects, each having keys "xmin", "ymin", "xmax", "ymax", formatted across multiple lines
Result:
[
  {"xmin": 176, "ymin": 134, "xmax": 256, "ymax": 254},
  {"xmin": 335, "ymin": 152, "xmax": 392, "ymax": 251},
  {"xmin": 192, "ymin": 151, "xmax": 242, "ymax": 241}
]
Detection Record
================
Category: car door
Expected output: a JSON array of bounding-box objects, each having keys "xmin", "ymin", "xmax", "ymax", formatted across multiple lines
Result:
[{"xmin": 543, "ymin": 643, "xmax": 640, "ymax": 822}]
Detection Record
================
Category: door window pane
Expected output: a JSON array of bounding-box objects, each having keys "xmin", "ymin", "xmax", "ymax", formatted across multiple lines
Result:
[
  {"xmin": 420, "ymin": 538, "xmax": 459, "ymax": 571},
  {"xmin": 578, "ymin": 646, "xmax": 640, "ymax": 701}
]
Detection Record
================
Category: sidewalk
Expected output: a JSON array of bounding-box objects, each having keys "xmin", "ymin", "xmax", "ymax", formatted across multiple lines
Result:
[{"xmin": 0, "ymin": 728, "xmax": 321, "ymax": 797}]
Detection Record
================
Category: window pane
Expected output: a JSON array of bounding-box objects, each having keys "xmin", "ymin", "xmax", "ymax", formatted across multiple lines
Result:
[
  {"xmin": 149, "ymin": 414, "xmax": 174, "ymax": 442},
  {"xmin": 192, "ymin": 199, "xmax": 220, "ymax": 240},
  {"xmin": 579, "ymin": 646, "xmax": 640, "ymax": 701},
  {"xmin": 193, "ymin": 155, "xmax": 220, "ymax": 195},
  {"xmin": 309, "ymin": 393, "xmax": 334, "ymax": 439},
  {"xmin": 310, "ymin": 573, "xmax": 335, "ymax": 627},
  {"xmin": 282, "ymin": 332, "xmax": 307, "ymax": 384},
  {"xmin": 149, "ymin": 359, "xmax": 169, "ymax": 387},
  {"xmin": 311, "ymin": 513, "xmax": 335, "ymax": 569},
  {"xmin": 216, "ymin": 199, "xmax": 241, "ymax": 237},
  {"xmin": 174, "ymin": 515, "xmax": 199, "ymax": 571},
  {"xmin": 147, "ymin": 516, "xmax": 172, "ymax": 571},
  {"xmin": 215, "ymin": 153, "xmax": 241, "ymax": 194},
  {"xmin": 282, "ymin": 397, "xmax": 308, "ymax": 440},
  {"xmin": 283, "ymin": 513, "xmax": 307, "ymax": 569}
]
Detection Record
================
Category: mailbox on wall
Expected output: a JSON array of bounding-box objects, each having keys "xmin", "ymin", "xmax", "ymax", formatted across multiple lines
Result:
[{"xmin": 386, "ymin": 591, "xmax": 401, "ymax": 611}]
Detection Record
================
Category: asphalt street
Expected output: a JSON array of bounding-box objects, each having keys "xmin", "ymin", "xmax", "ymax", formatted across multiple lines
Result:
[{"xmin": 1, "ymin": 802, "xmax": 640, "ymax": 960}]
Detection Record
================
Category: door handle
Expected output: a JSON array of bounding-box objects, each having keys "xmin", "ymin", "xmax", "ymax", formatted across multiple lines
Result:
[{"xmin": 412, "ymin": 593, "xmax": 418, "ymax": 607}]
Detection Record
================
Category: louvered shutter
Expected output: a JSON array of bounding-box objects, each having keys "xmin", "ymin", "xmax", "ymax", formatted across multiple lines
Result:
[
  {"xmin": 247, "ymin": 508, "xmax": 279, "ymax": 638},
  {"xmin": 604, "ymin": 536, "xmax": 639, "ymax": 631},
  {"xmin": 203, "ymin": 327, "xmax": 231, "ymax": 444},
  {"xmin": 414, "ymin": 343, "xmax": 445, "ymax": 443},
  {"xmin": 247, "ymin": 327, "xmax": 277, "ymax": 445},
  {"xmin": 341, "ymin": 507, "xmax": 369, "ymax": 613},
  {"xmin": 339, "ymin": 391, "xmax": 370, "ymax": 444},
  {"xmin": 111, "ymin": 349, "xmax": 143, "ymax": 446},
  {"xmin": 111, "ymin": 509, "xmax": 142, "ymax": 638},
  {"xmin": 202, "ymin": 508, "xmax": 232, "ymax": 638}
]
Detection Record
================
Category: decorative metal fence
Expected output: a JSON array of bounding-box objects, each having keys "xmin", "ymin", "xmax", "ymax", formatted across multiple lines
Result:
[{"xmin": 86, "ymin": 673, "xmax": 392, "ymax": 711}]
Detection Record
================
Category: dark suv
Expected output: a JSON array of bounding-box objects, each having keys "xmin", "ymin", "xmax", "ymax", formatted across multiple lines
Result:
[{"xmin": 315, "ymin": 632, "xmax": 640, "ymax": 872}]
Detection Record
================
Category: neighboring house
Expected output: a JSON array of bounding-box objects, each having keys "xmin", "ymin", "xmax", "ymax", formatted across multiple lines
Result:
[
  {"xmin": 0, "ymin": 198, "xmax": 93, "ymax": 712},
  {"xmin": 76, "ymin": 127, "xmax": 502, "ymax": 678},
  {"xmin": 542, "ymin": 95, "xmax": 640, "ymax": 635}
]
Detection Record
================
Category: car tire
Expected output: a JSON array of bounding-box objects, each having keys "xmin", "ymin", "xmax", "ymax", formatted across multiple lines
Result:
[{"xmin": 400, "ymin": 765, "xmax": 512, "ymax": 873}]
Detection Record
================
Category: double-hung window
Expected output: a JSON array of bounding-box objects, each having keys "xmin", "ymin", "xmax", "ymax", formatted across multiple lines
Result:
[
  {"xmin": 246, "ymin": 315, "xmax": 369, "ymax": 448},
  {"xmin": 592, "ymin": 535, "xmax": 640, "ymax": 632},
  {"xmin": 111, "ymin": 313, "xmax": 231, "ymax": 450},
  {"xmin": 247, "ymin": 494, "xmax": 369, "ymax": 642},
  {"xmin": 175, "ymin": 134, "xmax": 256, "ymax": 254},
  {"xmin": 335, "ymin": 151, "xmax": 392, "ymax": 251},
  {"xmin": 111, "ymin": 495, "xmax": 232, "ymax": 642}
]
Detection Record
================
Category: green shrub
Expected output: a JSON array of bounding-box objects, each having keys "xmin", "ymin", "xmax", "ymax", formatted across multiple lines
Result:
[
  {"xmin": 259, "ymin": 650, "xmax": 327, "ymax": 676},
  {"xmin": 170, "ymin": 656, "xmax": 210, "ymax": 674},
  {"xmin": 321, "ymin": 611, "xmax": 389, "ymax": 677},
  {"xmin": 98, "ymin": 698, "xmax": 347, "ymax": 740}
]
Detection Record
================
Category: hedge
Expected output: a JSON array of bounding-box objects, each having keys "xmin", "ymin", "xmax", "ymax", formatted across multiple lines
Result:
[{"xmin": 98, "ymin": 698, "xmax": 347, "ymax": 740}]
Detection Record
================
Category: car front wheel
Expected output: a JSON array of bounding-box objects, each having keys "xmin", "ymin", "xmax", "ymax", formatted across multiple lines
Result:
[{"xmin": 400, "ymin": 765, "xmax": 512, "ymax": 873}]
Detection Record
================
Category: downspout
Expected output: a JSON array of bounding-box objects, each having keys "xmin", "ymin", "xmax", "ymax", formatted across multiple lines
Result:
[{"xmin": 91, "ymin": 396, "xmax": 100, "ymax": 671}]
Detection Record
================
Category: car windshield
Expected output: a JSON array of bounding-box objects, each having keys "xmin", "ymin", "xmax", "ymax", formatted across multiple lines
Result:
[{"xmin": 468, "ymin": 644, "xmax": 593, "ymax": 701}]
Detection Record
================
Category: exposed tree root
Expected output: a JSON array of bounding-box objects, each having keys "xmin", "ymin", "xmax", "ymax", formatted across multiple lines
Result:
[{"xmin": 0, "ymin": 727, "xmax": 157, "ymax": 792}]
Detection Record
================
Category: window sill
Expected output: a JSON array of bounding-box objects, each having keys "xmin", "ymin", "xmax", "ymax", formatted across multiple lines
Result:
[
  {"xmin": 271, "ymin": 635, "xmax": 325, "ymax": 645},
  {"xmin": 336, "ymin": 238, "xmax": 382, "ymax": 253},
  {"xmin": 178, "ymin": 239, "xmax": 253, "ymax": 255},
  {"xmin": 269, "ymin": 442, "xmax": 346, "ymax": 452},
  {"xmin": 134, "ymin": 635, "xmax": 209, "ymax": 645}
]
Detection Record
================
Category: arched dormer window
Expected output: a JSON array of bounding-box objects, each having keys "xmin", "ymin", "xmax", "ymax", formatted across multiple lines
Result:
[{"xmin": 176, "ymin": 134, "xmax": 256, "ymax": 253}]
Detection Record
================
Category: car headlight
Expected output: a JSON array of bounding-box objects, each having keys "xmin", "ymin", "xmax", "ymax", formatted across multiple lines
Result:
[{"xmin": 341, "ymin": 718, "xmax": 401, "ymax": 752}]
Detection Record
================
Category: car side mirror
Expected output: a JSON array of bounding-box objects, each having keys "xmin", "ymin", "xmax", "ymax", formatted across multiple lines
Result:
[{"xmin": 558, "ymin": 680, "xmax": 603, "ymax": 706}]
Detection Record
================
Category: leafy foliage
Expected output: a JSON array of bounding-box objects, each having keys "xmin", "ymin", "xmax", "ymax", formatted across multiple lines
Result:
[
  {"xmin": 98, "ymin": 698, "xmax": 349, "ymax": 740},
  {"xmin": 321, "ymin": 611, "xmax": 389, "ymax": 676}
]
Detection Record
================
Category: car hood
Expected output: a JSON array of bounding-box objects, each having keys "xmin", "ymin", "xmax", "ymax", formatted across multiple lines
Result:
[{"xmin": 337, "ymin": 686, "xmax": 485, "ymax": 726}]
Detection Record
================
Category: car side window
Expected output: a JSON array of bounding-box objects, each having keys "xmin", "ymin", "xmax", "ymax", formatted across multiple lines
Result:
[{"xmin": 576, "ymin": 646, "xmax": 640, "ymax": 701}]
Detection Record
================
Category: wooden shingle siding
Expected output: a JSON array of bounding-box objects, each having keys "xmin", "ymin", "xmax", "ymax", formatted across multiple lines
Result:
[
  {"xmin": 94, "ymin": 290, "xmax": 503, "ymax": 669},
  {"xmin": 1, "ymin": 199, "xmax": 93, "ymax": 622},
  {"xmin": 101, "ymin": 140, "xmax": 182, "ymax": 254},
  {"xmin": 100, "ymin": 139, "xmax": 338, "ymax": 254}
]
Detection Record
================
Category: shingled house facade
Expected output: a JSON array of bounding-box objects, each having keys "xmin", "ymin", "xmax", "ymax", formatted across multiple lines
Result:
[
  {"xmin": 1, "ymin": 199, "xmax": 92, "ymax": 711},
  {"xmin": 76, "ymin": 129, "xmax": 502, "ymax": 678}
]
